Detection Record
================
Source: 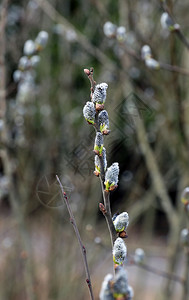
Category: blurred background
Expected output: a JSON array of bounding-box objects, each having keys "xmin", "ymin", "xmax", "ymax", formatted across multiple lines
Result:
[{"xmin": 0, "ymin": 0, "xmax": 189, "ymax": 299}]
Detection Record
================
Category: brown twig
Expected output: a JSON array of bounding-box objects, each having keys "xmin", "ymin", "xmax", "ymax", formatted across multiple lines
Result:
[
  {"xmin": 129, "ymin": 258, "xmax": 185, "ymax": 286},
  {"xmin": 102, "ymin": 188, "xmax": 117, "ymax": 246},
  {"xmin": 56, "ymin": 175, "xmax": 94, "ymax": 300},
  {"xmin": 175, "ymin": 30, "xmax": 189, "ymax": 50},
  {"xmin": 84, "ymin": 68, "xmax": 96, "ymax": 99},
  {"xmin": 159, "ymin": 62, "xmax": 189, "ymax": 76}
]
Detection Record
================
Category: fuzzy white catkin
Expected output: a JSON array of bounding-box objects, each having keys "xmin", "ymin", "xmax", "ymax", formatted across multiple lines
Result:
[
  {"xmin": 127, "ymin": 285, "xmax": 134, "ymax": 300},
  {"xmin": 102, "ymin": 147, "xmax": 107, "ymax": 170},
  {"xmin": 160, "ymin": 12, "xmax": 174, "ymax": 30},
  {"xmin": 30, "ymin": 55, "xmax": 41, "ymax": 67},
  {"xmin": 98, "ymin": 110, "xmax": 109, "ymax": 129},
  {"xmin": 113, "ymin": 266, "xmax": 128, "ymax": 295},
  {"xmin": 181, "ymin": 187, "xmax": 189, "ymax": 203},
  {"xmin": 23, "ymin": 40, "xmax": 36, "ymax": 56},
  {"xmin": 13, "ymin": 70, "xmax": 22, "ymax": 83},
  {"xmin": 145, "ymin": 58, "xmax": 160, "ymax": 69},
  {"xmin": 83, "ymin": 101, "xmax": 96, "ymax": 123},
  {"xmin": 113, "ymin": 237, "xmax": 127, "ymax": 265},
  {"xmin": 95, "ymin": 147, "xmax": 107, "ymax": 171},
  {"xmin": 141, "ymin": 45, "xmax": 152, "ymax": 60},
  {"xmin": 105, "ymin": 163, "xmax": 119, "ymax": 186},
  {"xmin": 95, "ymin": 132, "xmax": 104, "ymax": 148},
  {"xmin": 116, "ymin": 26, "xmax": 126, "ymax": 42},
  {"xmin": 95, "ymin": 155, "xmax": 100, "ymax": 169},
  {"xmin": 99, "ymin": 274, "xmax": 114, "ymax": 300},
  {"xmin": 103, "ymin": 21, "xmax": 117, "ymax": 38},
  {"xmin": 35, "ymin": 31, "xmax": 49, "ymax": 48},
  {"xmin": 180, "ymin": 228, "xmax": 189, "ymax": 246},
  {"xmin": 113, "ymin": 212, "xmax": 129, "ymax": 232},
  {"xmin": 134, "ymin": 248, "xmax": 145, "ymax": 264},
  {"xmin": 18, "ymin": 56, "xmax": 30, "ymax": 71},
  {"xmin": 92, "ymin": 83, "xmax": 108, "ymax": 104}
]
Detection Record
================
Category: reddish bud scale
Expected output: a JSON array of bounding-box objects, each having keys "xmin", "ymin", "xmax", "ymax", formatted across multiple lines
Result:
[
  {"xmin": 119, "ymin": 231, "xmax": 128, "ymax": 238},
  {"xmin": 93, "ymin": 170, "xmax": 100, "ymax": 177},
  {"xmin": 84, "ymin": 68, "xmax": 90, "ymax": 76},
  {"xmin": 102, "ymin": 129, "xmax": 110, "ymax": 135},
  {"xmin": 96, "ymin": 103, "xmax": 104, "ymax": 111},
  {"xmin": 99, "ymin": 203, "xmax": 107, "ymax": 214}
]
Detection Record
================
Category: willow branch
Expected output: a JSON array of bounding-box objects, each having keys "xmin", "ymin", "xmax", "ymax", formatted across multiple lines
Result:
[
  {"xmin": 119, "ymin": 42, "xmax": 189, "ymax": 76},
  {"xmin": 159, "ymin": 62, "xmax": 189, "ymax": 76},
  {"xmin": 84, "ymin": 68, "xmax": 117, "ymax": 249},
  {"xmin": 56, "ymin": 175, "xmax": 94, "ymax": 300},
  {"xmin": 129, "ymin": 258, "xmax": 185, "ymax": 286},
  {"xmin": 175, "ymin": 30, "xmax": 189, "ymax": 50}
]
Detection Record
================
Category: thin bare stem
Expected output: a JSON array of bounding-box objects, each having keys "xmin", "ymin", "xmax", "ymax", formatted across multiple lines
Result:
[
  {"xmin": 56, "ymin": 175, "xmax": 94, "ymax": 300},
  {"xmin": 129, "ymin": 259, "xmax": 185, "ymax": 286},
  {"xmin": 102, "ymin": 188, "xmax": 117, "ymax": 246},
  {"xmin": 175, "ymin": 30, "xmax": 189, "ymax": 50},
  {"xmin": 84, "ymin": 68, "xmax": 96, "ymax": 99},
  {"xmin": 159, "ymin": 62, "xmax": 189, "ymax": 76}
]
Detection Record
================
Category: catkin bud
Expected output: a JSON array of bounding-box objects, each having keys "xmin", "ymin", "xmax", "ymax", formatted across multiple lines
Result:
[
  {"xmin": 145, "ymin": 58, "xmax": 160, "ymax": 70},
  {"xmin": 105, "ymin": 163, "xmax": 119, "ymax": 191},
  {"xmin": 13, "ymin": 70, "xmax": 22, "ymax": 83},
  {"xmin": 126, "ymin": 286, "xmax": 134, "ymax": 300},
  {"xmin": 23, "ymin": 40, "xmax": 36, "ymax": 56},
  {"xmin": 94, "ymin": 155, "xmax": 101, "ymax": 176},
  {"xmin": 94, "ymin": 147, "xmax": 107, "ymax": 176},
  {"xmin": 180, "ymin": 228, "xmax": 189, "ymax": 247},
  {"xmin": 35, "ymin": 31, "xmax": 49, "ymax": 51},
  {"xmin": 98, "ymin": 110, "xmax": 110, "ymax": 135},
  {"xmin": 181, "ymin": 187, "xmax": 189, "ymax": 205},
  {"xmin": 92, "ymin": 83, "xmax": 108, "ymax": 108},
  {"xmin": 141, "ymin": 45, "xmax": 160, "ymax": 70},
  {"xmin": 134, "ymin": 248, "xmax": 145, "ymax": 264},
  {"xmin": 113, "ymin": 238, "xmax": 127, "ymax": 265},
  {"xmin": 99, "ymin": 273, "xmax": 114, "ymax": 300},
  {"xmin": 113, "ymin": 266, "xmax": 128, "ymax": 298},
  {"xmin": 113, "ymin": 212, "xmax": 129, "ymax": 233},
  {"xmin": 116, "ymin": 26, "xmax": 126, "ymax": 42},
  {"xmin": 94, "ymin": 132, "xmax": 104, "ymax": 155},
  {"xmin": 83, "ymin": 101, "xmax": 96, "ymax": 124},
  {"xmin": 103, "ymin": 21, "xmax": 117, "ymax": 38},
  {"xmin": 141, "ymin": 45, "xmax": 152, "ymax": 60},
  {"xmin": 18, "ymin": 56, "xmax": 30, "ymax": 71},
  {"xmin": 30, "ymin": 55, "xmax": 41, "ymax": 67},
  {"xmin": 160, "ymin": 12, "xmax": 179, "ymax": 31}
]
